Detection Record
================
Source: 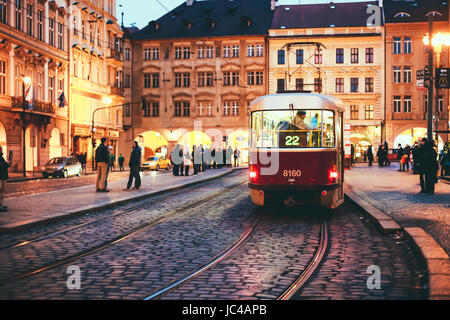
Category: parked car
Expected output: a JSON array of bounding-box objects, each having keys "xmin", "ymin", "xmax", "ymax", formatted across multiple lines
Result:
[
  {"xmin": 42, "ymin": 157, "xmax": 83, "ymax": 178},
  {"xmin": 141, "ymin": 156, "xmax": 171, "ymax": 171}
]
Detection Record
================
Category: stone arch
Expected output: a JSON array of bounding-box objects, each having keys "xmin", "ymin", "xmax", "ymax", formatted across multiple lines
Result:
[
  {"xmin": 135, "ymin": 131, "xmax": 169, "ymax": 159},
  {"xmin": 394, "ymin": 127, "xmax": 444, "ymax": 150},
  {"xmin": 49, "ymin": 128, "xmax": 62, "ymax": 159}
]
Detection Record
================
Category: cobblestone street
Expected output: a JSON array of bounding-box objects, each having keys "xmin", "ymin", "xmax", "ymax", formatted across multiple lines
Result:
[{"xmin": 0, "ymin": 171, "xmax": 429, "ymax": 300}]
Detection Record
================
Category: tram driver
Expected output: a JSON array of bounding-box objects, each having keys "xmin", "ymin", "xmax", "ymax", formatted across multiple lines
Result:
[{"xmin": 290, "ymin": 111, "xmax": 313, "ymax": 147}]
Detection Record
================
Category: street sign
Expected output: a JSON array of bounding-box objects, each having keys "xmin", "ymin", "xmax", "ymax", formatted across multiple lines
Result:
[
  {"xmin": 417, "ymin": 69, "xmax": 426, "ymax": 90},
  {"xmin": 436, "ymin": 68, "xmax": 450, "ymax": 89}
]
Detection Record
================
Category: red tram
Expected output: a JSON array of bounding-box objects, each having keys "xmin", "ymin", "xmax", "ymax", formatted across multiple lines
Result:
[{"xmin": 248, "ymin": 93, "xmax": 345, "ymax": 209}]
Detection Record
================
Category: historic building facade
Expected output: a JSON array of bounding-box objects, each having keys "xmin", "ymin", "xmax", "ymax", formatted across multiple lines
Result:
[
  {"xmin": 268, "ymin": 1, "xmax": 384, "ymax": 159},
  {"xmin": 119, "ymin": 0, "xmax": 275, "ymax": 164},
  {"xmin": 384, "ymin": 0, "xmax": 449, "ymax": 149},
  {"xmin": 69, "ymin": 0, "xmax": 124, "ymax": 165},
  {"xmin": 0, "ymin": 0, "xmax": 70, "ymax": 173}
]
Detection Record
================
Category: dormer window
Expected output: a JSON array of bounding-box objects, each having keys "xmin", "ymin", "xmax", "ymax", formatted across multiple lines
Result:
[
  {"xmin": 394, "ymin": 12, "xmax": 411, "ymax": 18},
  {"xmin": 425, "ymin": 10, "xmax": 443, "ymax": 17}
]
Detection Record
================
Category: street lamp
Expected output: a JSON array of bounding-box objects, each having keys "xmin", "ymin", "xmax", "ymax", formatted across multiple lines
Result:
[
  {"xmin": 22, "ymin": 76, "xmax": 32, "ymax": 177},
  {"xmin": 423, "ymin": 31, "xmax": 450, "ymax": 142}
]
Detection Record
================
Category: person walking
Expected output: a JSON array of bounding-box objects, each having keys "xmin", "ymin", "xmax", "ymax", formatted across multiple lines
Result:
[
  {"xmin": 118, "ymin": 154, "xmax": 125, "ymax": 172},
  {"xmin": 183, "ymin": 146, "xmax": 192, "ymax": 176},
  {"xmin": 179, "ymin": 145, "xmax": 185, "ymax": 176},
  {"xmin": 383, "ymin": 141, "xmax": 391, "ymax": 166},
  {"xmin": 95, "ymin": 137, "xmax": 109, "ymax": 192},
  {"xmin": 126, "ymin": 141, "xmax": 142, "ymax": 190},
  {"xmin": 418, "ymin": 138, "xmax": 439, "ymax": 194},
  {"xmin": 404, "ymin": 144, "xmax": 411, "ymax": 172},
  {"xmin": 226, "ymin": 145, "xmax": 233, "ymax": 168},
  {"xmin": 350, "ymin": 144, "xmax": 355, "ymax": 167},
  {"xmin": 367, "ymin": 145, "xmax": 373, "ymax": 166},
  {"xmin": 0, "ymin": 146, "xmax": 10, "ymax": 212},
  {"xmin": 109, "ymin": 152, "xmax": 115, "ymax": 172},
  {"xmin": 234, "ymin": 148, "xmax": 240, "ymax": 167},
  {"xmin": 377, "ymin": 145, "xmax": 385, "ymax": 167},
  {"xmin": 397, "ymin": 144, "xmax": 404, "ymax": 171}
]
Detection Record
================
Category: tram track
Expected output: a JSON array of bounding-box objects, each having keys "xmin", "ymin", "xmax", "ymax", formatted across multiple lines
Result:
[
  {"xmin": 0, "ymin": 171, "xmax": 244, "ymax": 252},
  {"xmin": 146, "ymin": 212, "xmax": 329, "ymax": 301},
  {"xmin": 0, "ymin": 180, "xmax": 248, "ymax": 287}
]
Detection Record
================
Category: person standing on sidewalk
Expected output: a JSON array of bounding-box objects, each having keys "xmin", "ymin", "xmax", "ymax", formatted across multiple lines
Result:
[
  {"xmin": 418, "ymin": 138, "xmax": 439, "ymax": 194},
  {"xmin": 183, "ymin": 145, "xmax": 192, "ymax": 176},
  {"xmin": 118, "ymin": 154, "xmax": 125, "ymax": 172},
  {"xmin": 366, "ymin": 145, "xmax": 373, "ymax": 166},
  {"xmin": 126, "ymin": 141, "xmax": 142, "ymax": 190},
  {"xmin": 95, "ymin": 138, "xmax": 109, "ymax": 192},
  {"xmin": 397, "ymin": 144, "xmax": 404, "ymax": 171},
  {"xmin": 404, "ymin": 144, "xmax": 411, "ymax": 172},
  {"xmin": 0, "ymin": 146, "xmax": 10, "ymax": 212}
]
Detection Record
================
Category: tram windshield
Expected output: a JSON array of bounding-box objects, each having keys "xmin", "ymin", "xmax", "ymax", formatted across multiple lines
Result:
[{"xmin": 251, "ymin": 110, "xmax": 335, "ymax": 148}]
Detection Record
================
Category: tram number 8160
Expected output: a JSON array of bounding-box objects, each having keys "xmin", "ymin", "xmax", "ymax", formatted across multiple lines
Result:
[{"xmin": 283, "ymin": 170, "xmax": 302, "ymax": 177}]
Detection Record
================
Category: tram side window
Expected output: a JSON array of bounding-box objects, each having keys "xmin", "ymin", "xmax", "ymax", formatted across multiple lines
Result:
[{"xmin": 251, "ymin": 110, "xmax": 335, "ymax": 148}]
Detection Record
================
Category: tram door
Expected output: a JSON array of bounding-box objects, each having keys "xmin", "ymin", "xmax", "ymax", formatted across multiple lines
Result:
[{"xmin": 336, "ymin": 111, "xmax": 344, "ymax": 202}]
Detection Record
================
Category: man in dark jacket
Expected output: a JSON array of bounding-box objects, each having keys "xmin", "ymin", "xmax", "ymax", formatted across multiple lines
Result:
[
  {"xmin": 367, "ymin": 145, "xmax": 374, "ymax": 166},
  {"xmin": 0, "ymin": 146, "xmax": 10, "ymax": 212},
  {"xmin": 126, "ymin": 141, "xmax": 142, "ymax": 190},
  {"xmin": 95, "ymin": 138, "xmax": 109, "ymax": 192},
  {"xmin": 418, "ymin": 138, "xmax": 439, "ymax": 193},
  {"xmin": 404, "ymin": 144, "xmax": 411, "ymax": 172},
  {"xmin": 397, "ymin": 144, "xmax": 404, "ymax": 171}
]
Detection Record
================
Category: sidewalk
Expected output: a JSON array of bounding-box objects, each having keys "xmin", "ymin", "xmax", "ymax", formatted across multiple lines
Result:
[
  {"xmin": 345, "ymin": 164, "xmax": 450, "ymax": 255},
  {"xmin": 0, "ymin": 167, "xmax": 247, "ymax": 232}
]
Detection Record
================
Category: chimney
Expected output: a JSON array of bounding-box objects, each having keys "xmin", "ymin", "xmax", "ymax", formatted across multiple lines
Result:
[{"xmin": 187, "ymin": 0, "xmax": 194, "ymax": 6}]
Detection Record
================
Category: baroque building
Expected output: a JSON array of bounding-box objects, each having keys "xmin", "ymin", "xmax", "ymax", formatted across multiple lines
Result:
[
  {"xmin": 0, "ymin": 0, "xmax": 70, "ymax": 173},
  {"xmin": 119, "ymin": 0, "xmax": 275, "ymax": 164}
]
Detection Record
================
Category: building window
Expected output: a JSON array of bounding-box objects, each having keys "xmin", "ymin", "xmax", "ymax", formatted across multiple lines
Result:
[
  {"xmin": 124, "ymin": 74, "xmax": 131, "ymax": 88},
  {"xmin": 393, "ymin": 66, "xmax": 401, "ymax": 83},
  {"xmin": 144, "ymin": 73, "xmax": 151, "ymax": 88},
  {"xmin": 350, "ymin": 105, "xmax": 359, "ymax": 120},
  {"xmin": 197, "ymin": 102, "xmax": 204, "ymax": 116},
  {"xmin": 183, "ymin": 47, "xmax": 190, "ymax": 59},
  {"xmin": 223, "ymin": 101, "xmax": 239, "ymax": 116},
  {"xmin": 350, "ymin": 78, "xmax": 359, "ymax": 92},
  {"xmin": 206, "ymin": 102, "xmax": 213, "ymax": 116},
  {"xmin": 183, "ymin": 72, "xmax": 190, "ymax": 87},
  {"xmin": 152, "ymin": 48, "xmax": 159, "ymax": 60},
  {"xmin": 365, "ymin": 105, "xmax": 374, "ymax": 120},
  {"xmin": 198, "ymin": 46, "xmax": 205, "ymax": 59},
  {"xmin": 255, "ymin": 71, "xmax": 263, "ymax": 85},
  {"xmin": 296, "ymin": 78, "xmax": 304, "ymax": 91},
  {"xmin": 278, "ymin": 50, "xmax": 285, "ymax": 65},
  {"xmin": 232, "ymin": 45, "xmax": 239, "ymax": 57},
  {"xmin": 336, "ymin": 78, "xmax": 344, "ymax": 93},
  {"xmin": 351, "ymin": 48, "xmax": 359, "ymax": 63},
  {"xmin": 37, "ymin": 10, "xmax": 43, "ymax": 41},
  {"xmin": 223, "ymin": 46, "xmax": 231, "ymax": 58},
  {"xmin": 365, "ymin": 77, "xmax": 374, "ymax": 93},
  {"xmin": 125, "ymin": 48, "xmax": 130, "ymax": 61},
  {"xmin": 247, "ymin": 71, "xmax": 254, "ymax": 86},
  {"xmin": 247, "ymin": 45, "xmax": 254, "ymax": 57},
  {"xmin": 49, "ymin": 17, "xmax": 55, "ymax": 47},
  {"xmin": 26, "ymin": 3, "xmax": 33, "ymax": 36},
  {"xmin": 144, "ymin": 49, "xmax": 151, "ymax": 60},
  {"xmin": 232, "ymin": 101, "xmax": 239, "ymax": 116},
  {"xmin": 37, "ymin": 71, "xmax": 43, "ymax": 100},
  {"xmin": 58, "ymin": 22, "xmax": 64, "ymax": 50},
  {"xmin": 0, "ymin": 0, "xmax": 7, "ymax": 24},
  {"xmin": 206, "ymin": 72, "xmax": 213, "ymax": 87},
  {"xmin": 175, "ymin": 47, "xmax": 182, "ymax": 59},
  {"xmin": 143, "ymin": 101, "xmax": 150, "ymax": 117},
  {"xmin": 152, "ymin": 102, "xmax": 159, "ymax": 117},
  {"xmin": 223, "ymin": 101, "xmax": 230, "ymax": 116},
  {"xmin": 0, "ymin": 59, "xmax": 6, "ymax": 95},
  {"xmin": 403, "ymin": 66, "xmax": 412, "ymax": 83},
  {"xmin": 277, "ymin": 78, "xmax": 285, "ymax": 93},
  {"xmin": 256, "ymin": 45, "xmax": 264, "ymax": 57},
  {"xmin": 366, "ymin": 48, "xmax": 374, "ymax": 63},
  {"xmin": 224, "ymin": 72, "xmax": 239, "ymax": 86},
  {"xmin": 404, "ymin": 37, "xmax": 412, "ymax": 54},
  {"xmin": 394, "ymin": 96, "xmax": 402, "ymax": 113},
  {"xmin": 183, "ymin": 101, "xmax": 190, "ymax": 116},
  {"xmin": 15, "ymin": 0, "xmax": 22, "ymax": 31},
  {"xmin": 198, "ymin": 72, "xmax": 205, "ymax": 87},
  {"xmin": 174, "ymin": 101, "xmax": 182, "ymax": 116},
  {"xmin": 336, "ymin": 48, "xmax": 344, "ymax": 64},
  {"xmin": 403, "ymin": 96, "xmax": 412, "ymax": 112},
  {"xmin": 206, "ymin": 46, "xmax": 213, "ymax": 58},
  {"xmin": 314, "ymin": 49, "xmax": 322, "ymax": 64},
  {"xmin": 174, "ymin": 73, "xmax": 182, "ymax": 87},
  {"xmin": 152, "ymin": 73, "xmax": 159, "ymax": 88},
  {"xmin": 394, "ymin": 37, "xmax": 401, "ymax": 54},
  {"xmin": 296, "ymin": 49, "xmax": 303, "ymax": 65},
  {"xmin": 49, "ymin": 76, "xmax": 55, "ymax": 105},
  {"xmin": 73, "ymin": 16, "xmax": 78, "ymax": 36},
  {"xmin": 314, "ymin": 78, "xmax": 322, "ymax": 93},
  {"xmin": 82, "ymin": 20, "xmax": 86, "ymax": 40}
]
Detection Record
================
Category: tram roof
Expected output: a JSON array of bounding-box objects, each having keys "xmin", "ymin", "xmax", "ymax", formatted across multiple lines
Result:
[{"xmin": 249, "ymin": 93, "xmax": 345, "ymax": 112}]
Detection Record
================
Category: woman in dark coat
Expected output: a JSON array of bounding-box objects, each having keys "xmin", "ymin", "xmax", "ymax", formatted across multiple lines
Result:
[{"xmin": 367, "ymin": 145, "xmax": 374, "ymax": 166}]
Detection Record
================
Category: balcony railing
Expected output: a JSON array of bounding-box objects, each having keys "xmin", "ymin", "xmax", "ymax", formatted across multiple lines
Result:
[
  {"xmin": 12, "ymin": 97, "xmax": 55, "ymax": 115},
  {"xmin": 108, "ymin": 48, "xmax": 123, "ymax": 61}
]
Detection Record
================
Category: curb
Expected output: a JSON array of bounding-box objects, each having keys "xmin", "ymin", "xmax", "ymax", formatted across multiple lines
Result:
[
  {"xmin": 0, "ymin": 167, "xmax": 248, "ymax": 233},
  {"xmin": 345, "ymin": 185, "xmax": 450, "ymax": 300}
]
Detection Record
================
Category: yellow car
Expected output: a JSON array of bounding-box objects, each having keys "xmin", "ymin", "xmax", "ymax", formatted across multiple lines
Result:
[{"xmin": 141, "ymin": 156, "xmax": 171, "ymax": 171}]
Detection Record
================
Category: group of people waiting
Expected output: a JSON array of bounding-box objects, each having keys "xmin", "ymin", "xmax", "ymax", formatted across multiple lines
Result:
[
  {"xmin": 363, "ymin": 141, "xmax": 391, "ymax": 167},
  {"xmin": 170, "ymin": 144, "xmax": 240, "ymax": 177}
]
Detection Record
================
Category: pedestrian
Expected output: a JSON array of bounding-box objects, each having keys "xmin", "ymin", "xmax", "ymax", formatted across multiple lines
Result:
[
  {"xmin": 179, "ymin": 145, "xmax": 185, "ymax": 176},
  {"xmin": 171, "ymin": 145, "xmax": 181, "ymax": 176},
  {"xmin": 234, "ymin": 148, "xmax": 240, "ymax": 167},
  {"xmin": 109, "ymin": 152, "xmax": 115, "ymax": 172},
  {"xmin": 0, "ymin": 146, "xmax": 10, "ymax": 212},
  {"xmin": 126, "ymin": 141, "xmax": 142, "ymax": 190},
  {"xmin": 383, "ymin": 141, "xmax": 391, "ymax": 166},
  {"xmin": 118, "ymin": 154, "xmax": 125, "ymax": 171},
  {"xmin": 377, "ymin": 145, "xmax": 385, "ymax": 167},
  {"xmin": 183, "ymin": 146, "xmax": 192, "ymax": 176},
  {"xmin": 404, "ymin": 144, "xmax": 411, "ymax": 172},
  {"xmin": 95, "ymin": 137, "xmax": 109, "ymax": 192},
  {"xmin": 226, "ymin": 145, "xmax": 233, "ymax": 168},
  {"xmin": 350, "ymin": 144, "xmax": 355, "ymax": 167},
  {"xmin": 418, "ymin": 138, "xmax": 439, "ymax": 194},
  {"xmin": 212, "ymin": 148, "xmax": 216, "ymax": 169},
  {"xmin": 366, "ymin": 145, "xmax": 373, "ymax": 166},
  {"xmin": 397, "ymin": 144, "xmax": 404, "ymax": 171}
]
